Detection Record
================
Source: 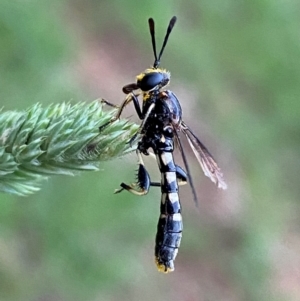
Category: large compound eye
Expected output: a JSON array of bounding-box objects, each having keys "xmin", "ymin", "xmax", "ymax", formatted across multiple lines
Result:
[{"xmin": 137, "ymin": 72, "xmax": 164, "ymax": 91}]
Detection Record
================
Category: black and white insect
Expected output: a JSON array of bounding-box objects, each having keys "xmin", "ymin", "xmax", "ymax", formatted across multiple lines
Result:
[{"xmin": 101, "ymin": 16, "xmax": 227, "ymax": 273}]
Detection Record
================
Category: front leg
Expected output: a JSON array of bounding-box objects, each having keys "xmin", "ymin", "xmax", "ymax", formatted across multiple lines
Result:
[
  {"xmin": 99, "ymin": 92, "xmax": 144, "ymax": 132},
  {"xmin": 128, "ymin": 102, "xmax": 156, "ymax": 146}
]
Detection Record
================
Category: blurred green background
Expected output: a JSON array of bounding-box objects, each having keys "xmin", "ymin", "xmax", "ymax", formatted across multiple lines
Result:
[{"xmin": 1, "ymin": 1, "xmax": 300, "ymax": 300}]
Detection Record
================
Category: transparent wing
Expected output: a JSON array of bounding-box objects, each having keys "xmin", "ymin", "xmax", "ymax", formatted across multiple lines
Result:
[
  {"xmin": 181, "ymin": 121, "xmax": 227, "ymax": 190},
  {"xmin": 173, "ymin": 130, "xmax": 199, "ymax": 207}
]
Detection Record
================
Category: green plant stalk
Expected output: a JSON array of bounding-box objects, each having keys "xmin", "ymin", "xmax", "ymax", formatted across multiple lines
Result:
[{"xmin": 0, "ymin": 101, "xmax": 138, "ymax": 196}]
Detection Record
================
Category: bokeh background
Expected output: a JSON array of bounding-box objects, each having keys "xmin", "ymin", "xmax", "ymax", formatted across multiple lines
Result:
[{"xmin": 1, "ymin": 1, "xmax": 300, "ymax": 300}]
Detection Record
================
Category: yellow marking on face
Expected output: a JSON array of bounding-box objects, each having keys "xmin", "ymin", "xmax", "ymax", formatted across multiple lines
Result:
[
  {"xmin": 142, "ymin": 93, "xmax": 151, "ymax": 102},
  {"xmin": 136, "ymin": 68, "xmax": 169, "ymax": 81},
  {"xmin": 136, "ymin": 73, "xmax": 144, "ymax": 81}
]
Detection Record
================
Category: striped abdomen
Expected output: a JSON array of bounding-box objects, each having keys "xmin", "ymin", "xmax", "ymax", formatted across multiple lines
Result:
[{"xmin": 155, "ymin": 148, "xmax": 183, "ymax": 273}]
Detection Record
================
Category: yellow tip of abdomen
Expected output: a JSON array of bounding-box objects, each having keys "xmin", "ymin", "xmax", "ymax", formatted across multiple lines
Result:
[{"xmin": 155, "ymin": 258, "xmax": 175, "ymax": 273}]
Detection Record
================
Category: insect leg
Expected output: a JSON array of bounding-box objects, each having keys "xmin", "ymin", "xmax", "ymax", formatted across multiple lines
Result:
[
  {"xmin": 128, "ymin": 102, "xmax": 156, "ymax": 146},
  {"xmin": 100, "ymin": 99, "xmax": 119, "ymax": 108},
  {"xmin": 99, "ymin": 92, "xmax": 143, "ymax": 131},
  {"xmin": 130, "ymin": 92, "xmax": 144, "ymax": 120},
  {"xmin": 114, "ymin": 150, "xmax": 151, "ymax": 195},
  {"xmin": 175, "ymin": 165, "xmax": 188, "ymax": 186}
]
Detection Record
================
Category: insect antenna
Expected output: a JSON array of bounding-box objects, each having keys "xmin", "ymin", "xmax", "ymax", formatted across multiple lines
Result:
[
  {"xmin": 148, "ymin": 18, "xmax": 158, "ymax": 65},
  {"xmin": 149, "ymin": 16, "xmax": 177, "ymax": 68}
]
